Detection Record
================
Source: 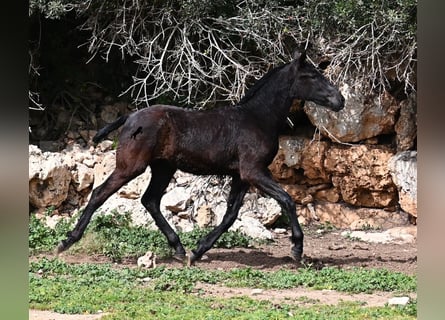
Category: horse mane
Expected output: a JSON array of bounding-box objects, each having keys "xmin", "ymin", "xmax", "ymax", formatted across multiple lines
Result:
[{"xmin": 238, "ymin": 63, "xmax": 289, "ymax": 105}]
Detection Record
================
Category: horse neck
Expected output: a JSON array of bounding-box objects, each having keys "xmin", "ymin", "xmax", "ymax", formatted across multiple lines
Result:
[{"xmin": 240, "ymin": 80, "xmax": 293, "ymax": 130}]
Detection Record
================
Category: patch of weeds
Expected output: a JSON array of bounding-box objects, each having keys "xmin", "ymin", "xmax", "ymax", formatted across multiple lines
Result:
[
  {"xmin": 359, "ymin": 223, "xmax": 382, "ymax": 231},
  {"xmin": 298, "ymin": 266, "xmax": 416, "ymax": 294},
  {"xmin": 29, "ymin": 214, "xmax": 56, "ymax": 252},
  {"xmin": 44, "ymin": 206, "xmax": 56, "ymax": 216},
  {"xmin": 29, "ymin": 258, "xmax": 417, "ymax": 319},
  {"xmin": 111, "ymin": 136, "xmax": 118, "ymax": 149},
  {"xmin": 296, "ymin": 296, "xmax": 320, "ymax": 304},
  {"xmin": 318, "ymin": 221, "xmax": 336, "ymax": 233},
  {"xmin": 220, "ymin": 265, "xmax": 416, "ymax": 294},
  {"xmin": 28, "ymin": 212, "xmax": 78, "ymax": 254},
  {"xmin": 78, "ymin": 211, "xmax": 255, "ymax": 262},
  {"xmin": 179, "ymin": 227, "xmax": 254, "ymax": 249},
  {"xmin": 88, "ymin": 211, "xmax": 172, "ymax": 262},
  {"xmin": 343, "ymin": 231, "xmax": 363, "ymax": 242}
]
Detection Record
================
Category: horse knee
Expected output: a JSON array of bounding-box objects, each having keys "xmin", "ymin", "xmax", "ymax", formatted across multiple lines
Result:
[
  {"xmin": 141, "ymin": 195, "xmax": 157, "ymax": 212},
  {"xmin": 277, "ymin": 193, "xmax": 295, "ymax": 216}
]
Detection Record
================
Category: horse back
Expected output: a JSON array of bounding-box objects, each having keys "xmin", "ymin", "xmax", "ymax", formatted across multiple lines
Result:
[{"xmin": 120, "ymin": 105, "xmax": 277, "ymax": 175}]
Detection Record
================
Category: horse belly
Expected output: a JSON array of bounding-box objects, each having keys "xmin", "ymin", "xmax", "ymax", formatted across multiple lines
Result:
[{"xmin": 174, "ymin": 146, "xmax": 238, "ymax": 175}]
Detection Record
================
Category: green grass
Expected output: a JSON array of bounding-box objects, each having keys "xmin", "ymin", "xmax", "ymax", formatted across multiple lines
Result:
[
  {"xmin": 29, "ymin": 210, "xmax": 256, "ymax": 261},
  {"xmin": 29, "ymin": 211, "xmax": 416, "ymax": 318},
  {"xmin": 28, "ymin": 211, "xmax": 77, "ymax": 253},
  {"xmin": 29, "ymin": 258, "xmax": 416, "ymax": 319}
]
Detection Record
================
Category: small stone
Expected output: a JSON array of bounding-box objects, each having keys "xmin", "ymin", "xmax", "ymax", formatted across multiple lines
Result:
[
  {"xmin": 97, "ymin": 140, "xmax": 114, "ymax": 152},
  {"xmin": 137, "ymin": 251, "xmax": 156, "ymax": 268},
  {"xmin": 251, "ymin": 289, "xmax": 264, "ymax": 296},
  {"xmin": 388, "ymin": 297, "xmax": 410, "ymax": 306},
  {"xmin": 273, "ymin": 228, "xmax": 287, "ymax": 234},
  {"xmin": 139, "ymin": 277, "xmax": 152, "ymax": 282},
  {"xmin": 353, "ymin": 244, "xmax": 369, "ymax": 250},
  {"xmin": 196, "ymin": 205, "xmax": 214, "ymax": 228},
  {"xmin": 328, "ymin": 243, "xmax": 346, "ymax": 251}
]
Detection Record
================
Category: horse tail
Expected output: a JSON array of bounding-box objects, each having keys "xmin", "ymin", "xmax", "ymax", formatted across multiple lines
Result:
[{"xmin": 93, "ymin": 114, "xmax": 129, "ymax": 143}]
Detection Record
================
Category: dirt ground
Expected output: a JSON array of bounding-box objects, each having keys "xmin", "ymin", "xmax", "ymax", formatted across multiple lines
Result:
[{"xmin": 29, "ymin": 224, "xmax": 417, "ymax": 320}]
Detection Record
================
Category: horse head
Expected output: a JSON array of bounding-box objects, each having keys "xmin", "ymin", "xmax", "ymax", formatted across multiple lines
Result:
[{"xmin": 289, "ymin": 50, "xmax": 345, "ymax": 112}]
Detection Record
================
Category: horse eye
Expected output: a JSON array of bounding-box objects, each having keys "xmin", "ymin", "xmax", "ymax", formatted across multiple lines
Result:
[{"xmin": 318, "ymin": 60, "xmax": 331, "ymax": 71}]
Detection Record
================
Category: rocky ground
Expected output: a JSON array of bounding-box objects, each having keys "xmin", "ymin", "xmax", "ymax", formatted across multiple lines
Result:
[{"xmin": 29, "ymin": 223, "xmax": 417, "ymax": 320}]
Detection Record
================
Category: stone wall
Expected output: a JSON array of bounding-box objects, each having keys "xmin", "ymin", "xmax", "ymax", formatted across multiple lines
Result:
[{"xmin": 29, "ymin": 87, "xmax": 417, "ymax": 239}]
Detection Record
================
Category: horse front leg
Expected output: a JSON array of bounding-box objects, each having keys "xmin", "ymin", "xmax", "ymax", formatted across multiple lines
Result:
[
  {"xmin": 246, "ymin": 170, "xmax": 304, "ymax": 262},
  {"xmin": 188, "ymin": 175, "xmax": 249, "ymax": 266}
]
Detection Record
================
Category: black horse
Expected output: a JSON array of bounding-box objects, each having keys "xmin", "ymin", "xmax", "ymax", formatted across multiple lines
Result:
[{"xmin": 57, "ymin": 51, "xmax": 345, "ymax": 265}]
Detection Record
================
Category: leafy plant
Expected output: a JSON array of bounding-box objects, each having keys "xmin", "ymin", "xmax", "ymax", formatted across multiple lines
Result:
[
  {"xmin": 29, "ymin": 258, "xmax": 417, "ymax": 318},
  {"xmin": 28, "ymin": 212, "xmax": 78, "ymax": 253},
  {"xmin": 179, "ymin": 226, "xmax": 253, "ymax": 249},
  {"xmin": 61, "ymin": 210, "xmax": 255, "ymax": 262}
]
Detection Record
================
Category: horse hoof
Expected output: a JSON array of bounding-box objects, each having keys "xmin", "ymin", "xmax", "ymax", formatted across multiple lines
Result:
[
  {"xmin": 173, "ymin": 252, "xmax": 186, "ymax": 262},
  {"xmin": 290, "ymin": 248, "xmax": 303, "ymax": 263},
  {"xmin": 55, "ymin": 242, "xmax": 67, "ymax": 255},
  {"xmin": 186, "ymin": 251, "xmax": 198, "ymax": 267}
]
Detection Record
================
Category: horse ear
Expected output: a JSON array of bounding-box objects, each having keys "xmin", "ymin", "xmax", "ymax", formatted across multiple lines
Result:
[{"xmin": 292, "ymin": 50, "xmax": 306, "ymax": 64}]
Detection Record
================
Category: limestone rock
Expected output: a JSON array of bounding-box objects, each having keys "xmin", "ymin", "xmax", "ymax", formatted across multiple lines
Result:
[
  {"xmin": 269, "ymin": 136, "xmax": 305, "ymax": 183},
  {"xmin": 395, "ymin": 94, "xmax": 417, "ymax": 151},
  {"xmin": 137, "ymin": 251, "xmax": 156, "ymax": 268},
  {"xmin": 161, "ymin": 187, "xmax": 190, "ymax": 213},
  {"xmin": 304, "ymin": 81, "xmax": 399, "ymax": 143},
  {"xmin": 255, "ymin": 197, "xmax": 282, "ymax": 227},
  {"xmin": 388, "ymin": 151, "xmax": 417, "ymax": 217},
  {"xmin": 72, "ymin": 163, "xmax": 94, "ymax": 191},
  {"xmin": 314, "ymin": 188, "xmax": 340, "ymax": 203},
  {"xmin": 118, "ymin": 169, "xmax": 151, "ymax": 199},
  {"xmin": 231, "ymin": 215, "xmax": 273, "ymax": 240},
  {"xmin": 195, "ymin": 205, "xmax": 214, "ymax": 228},
  {"xmin": 341, "ymin": 226, "xmax": 416, "ymax": 244},
  {"xmin": 29, "ymin": 146, "xmax": 71, "ymax": 208},
  {"xmin": 299, "ymin": 202, "xmax": 409, "ymax": 230},
  {"xmin": 92, "ymin": 151, "xmax": 116, "ymax": 190},
  {"xmin": 100, "ymin": 104, "xmax": 120, "ymax": 123},
  {"xmin": 325, "ymin": 145, "xmax": 397, "ymax": 208},
  {"xmin": 388, "ymin": 297, "xmax": 410, "ymax": 306},
  {"xmin": 300, "ymin": 140, "xmax": 331, "ymax": 182}
]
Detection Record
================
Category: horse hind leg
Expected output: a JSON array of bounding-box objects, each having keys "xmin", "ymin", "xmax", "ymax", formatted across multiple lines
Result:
[
  {"xmin": 57, "ymin": 165, "xmax": 145, "ymax": 253},
  {"xmin": 141, "ymin": 161, "xmax": 186, "ymax": 260}
]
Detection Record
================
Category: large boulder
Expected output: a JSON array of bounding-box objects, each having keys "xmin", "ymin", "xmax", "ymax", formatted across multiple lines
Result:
[
  {"xmin": 394, "ymin": 94, "xmax": 417, "ymax": 151},
  {"xmin": 388, "ymin": 151, "xmax": 417, "ymax": 217},
  {"xmin": 29, "ymin": 145, "xmax": 71, "ymax": 208},
  {"xmin": 325, "ymin": 145, "xmax": 397, "ymax": 208},
  {"xmin": 270, "ymin": 137, "xmax": 399, "ymax": 209},
  {"xmin": 298, "ymin": 202, "xmax": 410, "ymax": 230},
  {"xmin": 304, "ymin": 81, "xmax": 399, "ymax": 143}
]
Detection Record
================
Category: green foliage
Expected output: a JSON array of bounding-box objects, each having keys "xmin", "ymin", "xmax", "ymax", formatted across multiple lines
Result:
[
  {"xmin": 220, "ymin": 266, "xmax": 416, "ymax": 294},
  {"xmin": 31, "ymin": 257, "xmax": 416, "ymax": 295},
  {"xmin": 89, "ymin": 211, "xmax": 255, "ymax": 261},
  {"xmin": 29, "ymin": 258, "xmax": 416, "ymax": 318},
  {"xmin": 88, "ymin": 212, "xmax": 172, "ymax": 261},
  {"xmin": 28, "ymin": 212, "xmax": 76, "ymax": 253},
  {"xmin": 179, "ymin": 226, "xmax": 253, "ymax": 249},
  {"xmin": 30, "ymin": 209, "xmax": 255, "ymax": 261}
]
